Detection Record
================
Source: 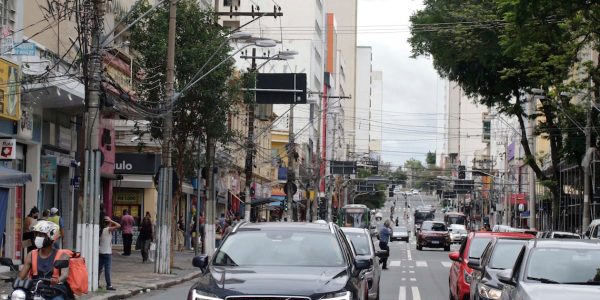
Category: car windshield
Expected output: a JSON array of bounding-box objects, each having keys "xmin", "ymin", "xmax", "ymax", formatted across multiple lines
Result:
[
  {"xmin": 343, "ymin": 231, "xmax": 371, "ymax": 256},
  {"xmin": 395, "ymin": 226, "xmax": 408, "ymax": 232},
  {"xmin": 468, "ymin": 237, "xmax": 492, "ymax": 258},
  {"xmin": 526, "ymin": 248, "xmax": 600, "ymax": 284},
  {"xmin": 213, "ymin": 230, "xmax": 345, "ymax": 267},
  {"xmin": 450, "ymin": 225, "xmax": 467, "ymax": 233},
  {"xmin": 422, "ymin": 222, "xmax": 447, "ymax": 231},
  {"xmin": 488, "ymin": 241, "xmax": 527, "ymax": 269}
]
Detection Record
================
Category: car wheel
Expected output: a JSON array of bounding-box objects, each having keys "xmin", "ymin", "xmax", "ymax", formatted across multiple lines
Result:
[
  {"xmin": 406, "ymin": 239, "xmax": 409, "ymax": 243},
  {"xmin": 416, "ymin": 245, "xmax": 422, "ymax": 251},
  {"xmin": 444, "ymin": 245, "xmax": 450, "ymax": 251}
]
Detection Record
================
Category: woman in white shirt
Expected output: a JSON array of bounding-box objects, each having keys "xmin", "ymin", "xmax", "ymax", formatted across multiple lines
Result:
[{"xmin": 99, "ymin": 216, "xmax": 121, "ymax": 290}]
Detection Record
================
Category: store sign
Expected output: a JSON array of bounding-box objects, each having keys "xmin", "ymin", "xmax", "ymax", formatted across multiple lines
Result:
[
  {"xmin": 17, "ymin": 105, "xmax": 32, "ymax": 140},
  {"xmin": 0, "ymin": 138, "xmax": 15, "ymax": 159},
  {"xmin": 13, "ymin": 43, "xmax": 36, "ymax": 56},
  {"xmin": 114, "ymin": 153, "xmax": 160, "ymax": 175},
  {"xmin": 0, "ymin": 57, "xmax": 20, "ymax": 121},
  {"xmin": 40, "ymin": 156, "xmax": 57, "ymax": 184}
]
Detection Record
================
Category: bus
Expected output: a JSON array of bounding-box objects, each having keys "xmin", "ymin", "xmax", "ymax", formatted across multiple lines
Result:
[
  {"xmin": 338, "ymin": 204, "xmax": 371, "ymax": 229},
  {"xmin": 444, "ymin": 212, "xmax": 467, "ymax": 226}
]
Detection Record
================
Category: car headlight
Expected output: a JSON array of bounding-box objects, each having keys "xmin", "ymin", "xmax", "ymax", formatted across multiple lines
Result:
[
  {"xmin": 478, "ymin": 284, "xmax": 502, "ymax": 299},
  {"xmin": 189, "ymin": 289, "xmax": 222, "ymax": 300},
  {"xmin": 11, "ymin": 289, "xmax": 27, "ymax": 300},
  {"xmin": 321, "ymin": 291, "xmax": 352, "ymax": 300},
  {"xmin": 463, "ymin": 269, "xmax": 473, "ymax": 284}
]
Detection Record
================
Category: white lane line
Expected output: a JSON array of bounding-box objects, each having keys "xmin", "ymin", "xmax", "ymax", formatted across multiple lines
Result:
[
  {"xmin": 416, "ymin": 261, "xmax": 428, "ymax": 267},
  {"xmin": 402, "ymin": 270, "xmax": 406, "ymax": 273},
  {"xmin": 407, "ymin": 250, "xmax": 412, "ymax": 260},
  {"xmin": 412, "ymin": 287, "xmax": 421, "ymax": 300},
  {"xmin": 409, "ymin": 270, "xmax": 415, "ymax": 274},
  {"xmin": 399, "ymin": 286, "xmax": 406, "ymax": 300},
  {"xmin": 409, "ymin": 266, "xmax": 414, "ymax": 268},
  {"xmin": 441, "ymin": 261, "xmax": 452, "ymax": 268},
  {"xmin": 401, "ymin": 278, "xmax": 406, "ymax": 281},
  {"xmin": 390, "ymin": 260, "xmax": 401, "ymax": 267},
  {"xmin": 410, "ymin": 278, "xmax": 416, "ymax": 282}
]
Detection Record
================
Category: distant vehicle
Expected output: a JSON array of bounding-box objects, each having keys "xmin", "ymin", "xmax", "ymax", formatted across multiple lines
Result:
[
  {"xmin": 448, "ymin": 231, "xmax": 535, "ymax": 300},
  {"xmin": 412, "ymin": 189, "xmax": 419, "ymax": 195},
  {"xmin": 416, "ymin": 221, "xmax": 450, "ymax": 251},
  {"xmin": 584, "ymin": 219, "xmax": 600, "ymax": 240},
  {"xmin": 413, "ymin": 209, "xmax": 435, "ymax": 235},
  {"xmin": 468, "ymin": 237, "xmax": 533, "ymax": 300},
  {"xmin": 448, "ymin": 224, "xmax": 468, "ymax": 244},
  {"xmin": 497, "ymin": 239, "xmax": 600, "ymax": 300},
  {"xmin": 445, "ymin": 212, "xmax": 467, "ymax": 226},
  {"xmin": 391, "ymin": 226, "xmax": 409, "ymax": 243},
  {"xmin": 540, "ymin": 231, "xmax": 581, "ymax": 239},
  {"xmin": 341, "ymin": 227, "xmax": 382, "ymax": 300},
  {"xmin": 338, "ymin": 204, "xmax": 371, "ymax": 229}
]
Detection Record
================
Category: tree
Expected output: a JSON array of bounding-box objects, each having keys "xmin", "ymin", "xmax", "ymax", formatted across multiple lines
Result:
[
  {"xmin": 128, "ymin": 0, "xmax": 241, "ymax": 252},
  {"xmin": 409, "ymin": 0, "xmax": 587, "ymax": 228},
  {"xmin": 426, "ymin": 151, "xmax": 436, "ymax": 166}
]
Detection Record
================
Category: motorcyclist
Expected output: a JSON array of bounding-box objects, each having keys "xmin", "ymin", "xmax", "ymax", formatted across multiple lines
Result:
[{"xmin": 18, "ymin": 220, "xmax": 72, "ymax": 300}]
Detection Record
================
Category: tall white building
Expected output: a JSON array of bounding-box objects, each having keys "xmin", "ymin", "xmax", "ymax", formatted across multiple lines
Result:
[
  {"xmin": 355, "ymin": 46, "xmax": 372, "ymax": 157},
  {"xmin": 369, "ymin": 70, "xmax": 383, "ymax": 160}
]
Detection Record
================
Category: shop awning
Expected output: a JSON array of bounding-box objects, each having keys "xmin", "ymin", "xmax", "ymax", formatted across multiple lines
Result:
[{"xmin": 0, "ymin": 166, "xmax": 32, "ymax": 185}]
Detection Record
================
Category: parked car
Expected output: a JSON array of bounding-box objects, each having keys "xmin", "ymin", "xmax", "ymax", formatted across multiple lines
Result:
[
  {"xmin": 341, "ymin": 228, "xmax": 382, "ymax": 300},
  {"xmin": 416, "ymin": 221, "xmax": 451, "ymax": 251},
  {"xmin": 539, "ymin": 231, "xmax": 581, "ymax": 239},
  {"xmin": 448, "ymin": 224, "xmax": 468, "ymax": 244},
  {"xmin": 468, "ymin": 237, "xmax": 533, "ymax": 300},
  {"xmin": 497, "ymin": 239, "xmax": 600, "ymax": 300},
  {"xmin": 391, "ymin": 226, "xmax": 410, "ymax": 242},
  {"xmin": 189, "ymin": 222, "xmax": 379, "ymax": 300},
  {"xmin": 584, "ymin": 219, "xmax": 600, "ymax": 240},
  {"xmin": 448, "ymin": 231, "xmax": 535, "ymax": 300}
]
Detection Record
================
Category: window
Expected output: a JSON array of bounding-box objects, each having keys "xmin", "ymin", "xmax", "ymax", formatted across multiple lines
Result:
[
  {"xmin": 468, "ymin": 237, "xmax": 492, "ymax": 258},
  {"xmin": 0, "ymin": 0, "xmax": 14, "ymax": 29},
  {"xmin": 488, "ymin": 241, "xmax": 526, "ymax": 270}
]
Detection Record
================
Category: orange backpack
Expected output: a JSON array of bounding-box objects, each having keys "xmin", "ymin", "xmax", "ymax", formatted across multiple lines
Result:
[{"xmin": 31, "ymin": 249, "xmax": 89, "ymax": 296}]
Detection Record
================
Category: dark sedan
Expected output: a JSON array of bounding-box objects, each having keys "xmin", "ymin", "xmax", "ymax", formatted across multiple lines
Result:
[
  {"xmin": 416, "ymin": 221, "xmax": 450, "ymax": 251},
  {"xmin": 188, "ymin": 222, "xmax": 376, "ymax": 300},
  {"xmin": 468, "ymin": 237, "xmax": 532, "ymax": 300},
  {"xmin": 497, "ymin": 240, "xmax": 600, "ymax": 300}
]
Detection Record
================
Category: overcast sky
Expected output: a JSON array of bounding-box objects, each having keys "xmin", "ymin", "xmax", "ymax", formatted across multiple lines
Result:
[{"xmin": 357, "ymin": 0, "xmax": 445, "ymax": 168}]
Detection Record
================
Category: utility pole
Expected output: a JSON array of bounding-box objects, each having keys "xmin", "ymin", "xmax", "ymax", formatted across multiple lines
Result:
[
  {"xmin": 504, "ymin": 135, "xmax": 511, "ymax": 226},
  {"xmin": 286, "ymin": 104, "xmax": 295, "ymax": 222},
  {"xmin": 77, "ymin": 0, "xmax": 105, "ymax": 291},
  {"xmin": 195, "ymin": 137, "xmax": 204, "ymax": 256},
  {"xmin": 582, "ymin": 103, "xmax": 594, "ymax": 232},
  {"xmin": 244, "ymin": 48, "xmax": 257, "ymax": 222},
  {"xmin": 155, "ymin": 0, "xmax": 176, "ymax": 274},
  {"xmin": 528, "ymin": 94, "xmax": 537, "ymax": 230}
]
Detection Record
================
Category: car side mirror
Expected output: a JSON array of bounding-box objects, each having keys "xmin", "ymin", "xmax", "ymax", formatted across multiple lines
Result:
[
  {"xmin": 467, "ymin": 258, "xmax": 483, "ymax": 271},
  {"xmin": 192, "ymin": 255, "xmax": 209, "ymax": 271},
  {"xmin": 354, "ymin": 257, "xmax": 372, "ymax": 270},
  {"xmin": 54, "ymin": 259, "xmax": 69, "ymax": 269},
  {"xmin": 448, "ymin": 228, "xmax": 453, "ymax": 232},
  {"xmin": 448, "ymin": 251, "xmax": 461, "ymax": 262},
  {"xmin": 497, "ymin": 269, "xmax": 515, "ymax": 285}
]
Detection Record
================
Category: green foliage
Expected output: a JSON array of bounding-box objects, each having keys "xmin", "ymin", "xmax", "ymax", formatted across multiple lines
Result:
[
  {"xmin": 404, "ymin": 158, "xmax": 424, "ymax": 172},
  {"xmin": 426, "ymin": 151, "xmax": 436, "ymax": 166},
  {"xmin": 128, "ymin": 0, "xmax": 241, "ymax": 180},
  {"xmin": 354, "ymin": 183, "xmax": 387, "ymax": 209}
]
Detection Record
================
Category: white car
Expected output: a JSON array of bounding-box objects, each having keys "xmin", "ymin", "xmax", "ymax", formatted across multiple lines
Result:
[
  {"xmin": 412, "ymin": 189, "xmax": 419, "ymax": 195},
  {"xmin": 448, "ymin": 224, "xmax": 468, "ymax": 243}
]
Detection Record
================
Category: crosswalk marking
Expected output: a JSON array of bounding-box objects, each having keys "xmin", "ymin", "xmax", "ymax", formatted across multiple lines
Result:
[
  {"xmin": 399, "ymin": 286, "xmax": 421, "ymax": 300},
  {"xmin": 441, "ymin": 261, "xmax": 452, "ymax": 268},
  {"xmin": 399, "ymin": 286, "xmax": 406, "ymax": 300},
  {"xmin": 416, "ymin": 261, "xmax": 428, "ymax": 267},
  {"xmin": 412, "ymin": 287, "xmax": 421, "ymax": 300},
  {"xmin": 409, "ymin": 270, "xmax": 415, "ymax": 274},
  {"xmin": 390, "ymin": 260, "xmax": 401, "ymax": 267},
  {"xmin": 410, "ymin": 278, "xmax": 416, "ymax": 282}
]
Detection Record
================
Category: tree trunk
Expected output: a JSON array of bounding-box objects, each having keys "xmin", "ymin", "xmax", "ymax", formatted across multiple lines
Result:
[{"xmin": 204, "ymin": 136, "xmax": 216, "ymax": 254}]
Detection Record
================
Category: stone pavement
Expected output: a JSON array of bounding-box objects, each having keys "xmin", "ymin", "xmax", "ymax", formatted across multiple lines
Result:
[{"xmin": 0, "ymin": 247, "xmax": 202, "ymax": 300}]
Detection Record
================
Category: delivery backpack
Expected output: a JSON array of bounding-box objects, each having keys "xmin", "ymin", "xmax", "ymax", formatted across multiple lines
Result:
[{"xmin": 31, "ymin": 249, "xmax": 89, "ymax": 296}]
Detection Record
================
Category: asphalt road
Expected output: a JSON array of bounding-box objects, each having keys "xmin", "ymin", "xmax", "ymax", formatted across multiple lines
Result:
[
  {"xmin": 379, "ymin": 193, "xmax": 456, "ymax": 300},
  {"xmin": 135, "ymin": 193, "xmax": 453, "ymax": 300}
]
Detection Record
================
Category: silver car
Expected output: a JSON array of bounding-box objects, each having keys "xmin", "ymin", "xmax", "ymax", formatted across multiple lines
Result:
[
  {"xmin": 448, "ymin": 224, "xmax": 468, "ymax": 243},
  {"xmin": 342, "ymin": 227, "xmax": 383, "ymax": 300},
  {"xmin": 497, "ymin": 240, "xmax": 600, "ymax": 300}
]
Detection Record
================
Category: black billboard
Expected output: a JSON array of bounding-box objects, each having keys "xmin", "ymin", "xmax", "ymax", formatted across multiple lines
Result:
[
  {"xmin": 330, "ymin": 161, "xmax": 357, "ymax": 175},
  {"xmin": 255, "ymin": 73, "xmax": 307, "ymax": 104}
]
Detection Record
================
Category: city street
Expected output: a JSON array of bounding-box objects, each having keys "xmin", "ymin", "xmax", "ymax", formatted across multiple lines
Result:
[{"xmin": 135, "ymin": 194, "xmax": 455, "ymax": 300}]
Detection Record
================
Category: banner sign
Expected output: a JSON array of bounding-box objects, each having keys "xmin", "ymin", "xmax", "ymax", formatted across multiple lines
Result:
[{"xmin": 0, "ymin": 138, "xmax": 15, "ymax": 159}]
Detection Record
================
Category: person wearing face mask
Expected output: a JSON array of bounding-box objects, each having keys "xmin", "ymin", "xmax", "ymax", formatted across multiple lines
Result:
[
  {"xmin": 18, "ymin": 220, "xmax": 72, "ymax": 300},
  {"xmin": 99, "ymin": 216, "xmax": 120, "ymax": 291}
]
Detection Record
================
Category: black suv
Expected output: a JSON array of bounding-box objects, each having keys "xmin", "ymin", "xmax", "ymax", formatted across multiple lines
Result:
[{"xmin": 188, "ymin": 222, "xmax": 380, "ymax": 300}]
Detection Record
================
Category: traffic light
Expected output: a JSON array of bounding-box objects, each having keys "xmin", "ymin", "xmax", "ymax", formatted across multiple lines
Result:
[{"xmin": 458, "ymin": 165, "xmax": 466, "ymax": 179}]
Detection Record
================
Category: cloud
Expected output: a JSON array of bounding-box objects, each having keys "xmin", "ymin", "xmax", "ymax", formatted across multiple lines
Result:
[{"xmin": 358, "ymin": 0, "xmax": 444, "ymax": 167}]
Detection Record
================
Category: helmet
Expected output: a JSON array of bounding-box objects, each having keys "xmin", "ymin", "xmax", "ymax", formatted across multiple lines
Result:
[{"xmin": 33, "ymin": 220, "xmax": 60, "ymax": 242}]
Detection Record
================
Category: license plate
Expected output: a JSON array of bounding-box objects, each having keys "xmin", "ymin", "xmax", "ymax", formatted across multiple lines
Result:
[{"xmin": 431, "ymin": 241, "xmax": 440, "ymax": 244}]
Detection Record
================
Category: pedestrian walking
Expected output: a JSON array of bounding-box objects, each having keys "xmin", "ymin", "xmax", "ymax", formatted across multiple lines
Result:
[
  {"xmin": 23, "ymin": 207, "xmax": 39, "ymax": 253},
  {"xmin": 120, "ymin": 209, "xmax": 135, "ymax": 256},
  {"xmin": 222, "ymin": 219, "xmax": 233, "ymax": 239},
  {"xmin": 99, "ymin": 216, "xmax": 120, "ymax": 290},
  {"xmin": 379, "ymin": 219, "xmax": 392, "ymax": 270},
  {"xmin": 139, "ymin": 216, "xmax": 154, "ymax": 263},
  {"xmin": 176, "ymin": 216, "xmax": 185, "ymax": 251},
  {"xmin": 47, "ymin": 208, "xmax": 64, "ymax": 249}
]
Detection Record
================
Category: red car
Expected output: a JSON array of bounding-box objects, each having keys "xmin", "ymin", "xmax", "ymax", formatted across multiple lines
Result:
[{"xmin": 447, "ymin": 231, "xmax": 534, "ymax": 300}]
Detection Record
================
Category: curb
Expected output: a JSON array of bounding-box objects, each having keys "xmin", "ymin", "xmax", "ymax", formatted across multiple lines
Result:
[{"xmin": 84, "ymin": 270, "xmax": 202, "ymax": 300}]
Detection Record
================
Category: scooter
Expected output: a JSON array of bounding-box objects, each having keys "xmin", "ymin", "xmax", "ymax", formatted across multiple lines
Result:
[{"xmin": 0, "ymin": 257, "xmax": 72, "ymax": 300}]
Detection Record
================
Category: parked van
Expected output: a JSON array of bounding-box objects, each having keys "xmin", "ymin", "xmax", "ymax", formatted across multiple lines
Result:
[{"xmin": 584, "ymin": 219, "xmax": 600, "ymax": 239}]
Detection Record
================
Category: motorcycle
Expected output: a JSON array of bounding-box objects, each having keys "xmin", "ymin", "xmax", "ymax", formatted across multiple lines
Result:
[{"xmin": 0, "ymin": 257, "xmax": 73, "ymax": 300}]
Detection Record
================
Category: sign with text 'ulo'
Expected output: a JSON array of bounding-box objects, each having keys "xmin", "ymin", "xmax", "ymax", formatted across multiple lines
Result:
[{"xmin": 114, "ymin": 153, "xmax": 161, "ymax": 175}]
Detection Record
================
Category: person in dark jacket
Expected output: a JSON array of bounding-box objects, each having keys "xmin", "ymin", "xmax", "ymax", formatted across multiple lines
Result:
[{"xmin": 139, "ymin": 216, "xmax": 153, "ymax": 263}]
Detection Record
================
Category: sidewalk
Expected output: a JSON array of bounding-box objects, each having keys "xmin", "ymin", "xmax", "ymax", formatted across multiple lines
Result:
[{"xmin": 0, "ymin": 248, "xmax": 202, "ymax": 300}]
